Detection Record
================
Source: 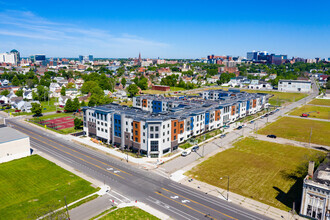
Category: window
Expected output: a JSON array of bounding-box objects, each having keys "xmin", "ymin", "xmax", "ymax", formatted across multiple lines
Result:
[
  {"xmin": 101, "ymin": 122, "xmax": 103, "ymax": 126},
  {"xmin": 163, "ymin": 139, "xmax": 165, "ymax": 143},
  {"xmin": 97, "ymin": 121, "xmax": 100, "ymax": 125},
  {"xmin": 163, "ymin": 132, "xmax": 165, "ymax": 136},
  {"xmin": 98, "ymin": 127, "xmax": 100, "ymax": 131},
  {"xmin": 135, "ymin": 131, "xmax": 138, "ymax": 135},
  {"xmin": 135, "ymin": 137, "xmax": 138, "ymax": 142},
  {"xmin": 155, "ymin": 127, "xmax": 159, "ymax": 131},
  {"xmin": 126, "ymin": 121, "xmax": 128, "ymax": 125},
  {"xmin": 105, "ymin": 123, "xmax": 107, "ymax": 126},
  {"xmin": 105, "ymin": 129, "xmax": 107, "ymax": 133},
  {"xmin": 150, "ymin": 141, "xmax": 159, "ymax": 152},
  {"xmin": 167, "ymin": 131, "xmax": 169, "ymax": 135},
  {"xmin": 101, "ymin": 128, "xmax": 104, "ymax": 132},
  {"xmin": 174, "ymin": 129, "xmax": 176, "ymax": 133},
  {"xmin": 180, "ymin": 124, "xmax": 183, "ymax": 128},
  {"xmin": 155, "ymin": 134, "xmax": 159, "ymax": 138},
  {"xmin": 143, "ymin": 132, "xmax": 145, "ymax": 136},
  {"xmin": 150, "ymin": 134, "xmax": 154, "ymax": 138},
  {"xmin": 150, "ymin": 126, "xmax": 154, "ymax": 132},
  {"xmin": 174, "ymin": 122, "xmax": 177, "ymax": 126},
  {"xmin": 163, "ymin": 125, "xmax": 165, "ymax": 129},
  {"xmin": 174, "ymin": 135, "xmax": 177, "ymax": 140},
  {"xmin": 143, "ymin": 139, "xmax": 145, "ymax": 143},
  {"xmin": 167, "ymin": 138, "xmax": 169, "ymax": 141},
  {"xmin": 168, "ymin": 124, "xmax": 170, "ymax": 128},
  {"xmin": 135, "ymin": 123, "xmax": 138, "ymax": 128}
]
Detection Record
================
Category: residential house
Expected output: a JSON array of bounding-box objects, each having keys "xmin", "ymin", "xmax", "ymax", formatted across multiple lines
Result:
[
  {"xmin": 23, "ymin": 91, "xmax": 33, "ymax": 100},
  {"xmin": 58, "ymin": 96, "xmax": 71, "ymax": 106}
]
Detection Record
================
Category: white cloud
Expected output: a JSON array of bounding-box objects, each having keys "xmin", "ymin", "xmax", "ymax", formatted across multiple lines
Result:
[{"xmin": 0, "ymin": 10, "xmax": 169, "ymax": 57}]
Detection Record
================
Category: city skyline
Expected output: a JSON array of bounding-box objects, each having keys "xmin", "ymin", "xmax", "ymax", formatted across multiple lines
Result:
[{"xmin": 0, "ymin": 0, "xmax": 329, "ymax": 59}]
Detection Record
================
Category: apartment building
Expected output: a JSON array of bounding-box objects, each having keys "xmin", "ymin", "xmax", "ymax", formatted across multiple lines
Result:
[{"xmin": 83, "ymin": 90, "xmax": 268, "ymax": 158}]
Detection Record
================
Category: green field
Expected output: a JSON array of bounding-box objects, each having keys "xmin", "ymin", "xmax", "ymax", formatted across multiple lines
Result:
[
  {"xmin": 309, "ymin": 99, "xmax": 330, "ymax": 106},
  {"xmin": 99, "ymin": 206, "xmax": 158, "ymax": 220},
  {"xmin": 258, "ymin": 117, "xmax": 330, "ymax": 146},
  {"xmin": 289, "ymin": 105, "xmax": 330, "ymax": 120},
  {"xmin": 243, "ymin": 90, "xmax": 308, "ymax": 106},
  {"xmin": 0, "ymin": 155, "xmax": 97, "ymax": 219},
  {"xmin": 187, "ymin": 137, "xmax": 325, "ymax": 211}
]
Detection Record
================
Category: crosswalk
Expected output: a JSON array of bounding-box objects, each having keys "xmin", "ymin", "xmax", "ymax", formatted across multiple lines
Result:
[{"xmin": 106, "ymin": 190, "xmax": 131, "ymax": 205}]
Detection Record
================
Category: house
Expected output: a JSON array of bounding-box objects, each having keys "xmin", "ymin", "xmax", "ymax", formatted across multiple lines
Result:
[
  {"xmin": 111, "ymin": 90, "xmax": 128, "ymax": 99},
  {"xmin": 10, "ymin": 97, "xmax": 23, "ymax": 108},
  {"xmin": 0, "ymin": 79, "xmax": 9, "ymax": 86},
  {"xmin": 17, "ymin": 100, "xmax": 40, "ymax": 112},
  {"xmin": 23, "ymin": 91, "xmax": 33, "ymax": 100},
  {"xmin": 58, "ymin": 96, "xmax": 71, "ymax": 106},
  {"xmin": 0, "ymin": 95, "xmax": 9, "ymax": 104},
  {"xmin": 49, "ymin": 83, "xmax": 61, "ymax": 92}
]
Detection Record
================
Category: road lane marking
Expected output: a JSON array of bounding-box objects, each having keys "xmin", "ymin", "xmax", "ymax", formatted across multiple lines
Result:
[
  {"xmin": 28, "ymin": 133, "xmax": 125, "ymax": 179},
  {"xmin": 10, "ymin": 122, "xmax": 132, "ymax": 176},
  {"xmin": 146, "ymin": 197, "xmax": 199, "ymax": 220},
  {"xmin": 154, "ymin": 191, "xmax": 217, "ymax": 219},
  {"xmin": 106, "ymin": 192, "xmax": 124, "ymax": 203},
  {"xmin": 111, "ymin": 190, "xmax": 131, "ymax": 202},
  {"xmin": 168, "ymin": 183, "xmax": 263, "ymax": 220},
  {"xmin": 162, "ymin": 188, "xmax": 237, "ymax": 220}
]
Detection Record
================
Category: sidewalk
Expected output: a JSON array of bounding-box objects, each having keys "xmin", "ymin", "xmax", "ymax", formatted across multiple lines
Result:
[{"xmin": 179, "ymin": 176, "xmax": 304, "ymax": 220}]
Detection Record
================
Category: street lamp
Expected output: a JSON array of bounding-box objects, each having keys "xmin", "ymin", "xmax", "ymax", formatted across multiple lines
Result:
[{"xmin": 220, "ymin": 175, "xmax": 229, "ymax": 201}]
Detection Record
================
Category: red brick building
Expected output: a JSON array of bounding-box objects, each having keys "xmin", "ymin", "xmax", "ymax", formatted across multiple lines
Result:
[{"xmin": 152, "ymin": 85, "xmax": 170, "ymax": 91}]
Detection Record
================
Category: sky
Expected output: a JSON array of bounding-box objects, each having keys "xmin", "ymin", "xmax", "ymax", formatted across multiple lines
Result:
[{"xmin": 0, "ymin": 0, "xmax": 329, "ymax": 59}]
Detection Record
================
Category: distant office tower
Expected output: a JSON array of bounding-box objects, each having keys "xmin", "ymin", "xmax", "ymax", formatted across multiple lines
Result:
[
  {"xmin": 0, "ymin": 49, "xmax": 20, "ymax": 65},
  {"xmin": 79, "ymin": 55, "xmax": 93, "ymax": 63},
  {"xmin": 246, "ymin": 51, "xmax": 268, "ymax": 61},
  {"xmin": 79, "ymin": 55, "xmax": 84, "ymax": 63}
]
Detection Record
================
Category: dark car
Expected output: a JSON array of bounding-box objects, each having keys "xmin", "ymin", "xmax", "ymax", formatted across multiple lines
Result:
[
  {"xmin": 33, "ymin": 113, "xmax": 43, "ymax": 117},
  {"xmin": 191, "ymin": 145, "xmax": 199, "ymax": 152},
  {"xmin": 237, "ymin": 126, "xmax": 243, "ymax": 130},
  {"xmin": 267, "ymin": 134, "xmax": 277, "ymax": 139},
  {"xmin": 220, "ymin": 134, "xmax": 226, "ymax": 139}
]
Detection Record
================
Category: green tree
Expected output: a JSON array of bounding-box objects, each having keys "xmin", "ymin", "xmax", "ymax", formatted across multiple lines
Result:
[
  {"xmin": 16, "ymin": 90, "xmax": 23, "ymax": 97},
  {"xmin": 121, "ymin": 78, "xmax": 127, "ymax": 87},
  {"xmin": 64, "ymin": 99, "xmax": 73, "ymax": 112},
  {"xmin": 127, "ymin": 84, "xmax": 139, "ymax": 97},
  {"xmin": 12, "ymin": 76, "xmax": 20, "ymax": 86},
  {"xmin": 80, "ymin": 100, "xmax": 86, "ymax": 107},
  {"xmin": 74, "ymin": 118, "xmax": 83, "ymax": 130},
  {"xmin": 31, "ymin": 103, "xmax": 42, "ymax": 116},
  {"xmin": 326, "ymin": 79, "xmax": 330, "ymax": 89},
  {"xmin": 72, "ymin": 97, "xmax": 80, "ymax": 111},
  {"xmin": 81, "ymin": 81, "xmax": 99, "ymax": 94},
  {"xmin": 61, "ymin": 86, "xmax": 66, "ymax": 96},
  {"xmin": 88, "ymin": 97, "xmax": 97, "ymax": 107},
  {"xmin": 0, "ymin": 90, "xmax": 10, "ymax": 96}
]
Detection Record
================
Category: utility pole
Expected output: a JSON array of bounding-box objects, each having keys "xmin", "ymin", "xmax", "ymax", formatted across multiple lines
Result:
[
  {"xmin": 220, "ymin": 176, "xmax": 230, "ymax": 201},
  {"xmin": 309, "ymin": 127, "xmax": 313, "ymax": 148},
  {"xmin": 64, "ymin": 196, "xmax": 70, "ymax": 220}
]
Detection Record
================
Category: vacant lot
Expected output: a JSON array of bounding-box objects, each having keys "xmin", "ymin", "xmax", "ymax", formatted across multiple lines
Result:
[
  {"xmin": 187, "ymin": 137, "xmax": 325, "ymax": 211},
  {"xmin": 309, "ymin": 99, "xmax": 330, "ymax": 106},
  {"xmin": 289, "ymin": 105, "xmax": 330, "ymax": 120},
  {"xmin": 0, "ymin": 155, "xmax": 97, "ymax": 219},
  {"xmin": 258, "ymin": 117, "xmax": 330, "ymax": 146},
  {"xmin": 243, "ymin": 90, "xmax": 308, "ymax": 106},
  {"xmin": 99, "ymin": 206, "xmax": 158, "ymax": 220}
]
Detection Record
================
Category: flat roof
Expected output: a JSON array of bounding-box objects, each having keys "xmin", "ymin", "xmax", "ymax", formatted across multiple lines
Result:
[{"xmin": 0, "ymin": 127, "xmax": 29, "ymax": 144}]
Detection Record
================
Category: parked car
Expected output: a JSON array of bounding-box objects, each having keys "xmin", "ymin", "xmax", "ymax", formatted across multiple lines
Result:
[
  {"xmin": 237, "ymin": 126, "xmax": 243, "ymax": 130},
  {"xmin": 264, "ymin": 113, "xmax": 269, "ymax": 117},
  {"xmin": 56, "ymin": 110, "xmax": 62, "ymax": 113},
  {"xmin": 191, "ymin": 145, "xmax": 199, "ymax": 152},
  {"xmin": 33, "ymin": 113, "xmax": 43, "ymax": 117},
  {"xmin": 267, "ymin": 134, "xmax": 277, "ymax": 138},
  {"xmin": 15, "ymin": 109, "xmax": 21, "ymax": 112},
  {"xmin": 181, "ymin": 150, "xmax": 191, "ymax": 156},
  {"xmin": 223, "ymin": 125, "xmax": 230, "ymax": 129},
  {"xmin": 249, "ymin": 120, "xmax": 254, "ymax": 124},
  {"xmin": 220, "ymin": 134, "xmax": 226, "ymax": 139}
]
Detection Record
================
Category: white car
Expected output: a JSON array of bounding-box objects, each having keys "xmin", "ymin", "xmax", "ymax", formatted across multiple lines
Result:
[{"xmin": 181, "ymin": 150, "xmax": 191, "ymax": 157}]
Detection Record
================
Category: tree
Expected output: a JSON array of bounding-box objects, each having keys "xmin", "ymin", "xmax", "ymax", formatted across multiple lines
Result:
[
  {"xmin": 12, "ymin": 76, "xmax": 20, "ymax": 86},
  {"xmin": 16, "ymin": 90, "xmax": 23, "ymax": 97},
  {"xmin": 88, "ymin": 97, "xmax": 96, "ymax": 107},
  {"xmin": 31, "ymin": 103, "xmax": 42, "ymax": 116},
  {"xmin": 0, "ymin": 90, "xmax": 10, "ymax": 96},
  {"xmin": 66, "ymin": 82, "xmax": 75, "ymax": 88},
  {"xmin": 326, "ymin": 79, "xmax": 330, "ymax": 89},
  {"xmin": 74, "ymin": 118, "xmax": 83, "ymax": 130},
  {"xmin": 121, "ymin": 78, "xmax": 127, "ymax": 88},
  {"xmin": 217, "ymin": 73, "xmax": 236, "ymax": 85},
  {"xmin": 64, "ymin": 99, "xmax": 73, "ymax": 112},
  {"xmin": 36, "ymin": 85, "xmax": 49, "ymax": 101},
  {"xmin": 61, "ymin": 86, "xmax": 66, "ymax": 96},
  {"xmin": 81, "ymin": 81, "xmax": 99, "ymax": 94},
  {"xmin": 72, "ymin": 97, "xmax": 80, "ymax": 111},
  {"xmin": 127, "ymin": 84, "xmax": 139, "ymax": 97},
  {"xmin": 80, "ymin": 100, "xmax": 86, "ymax": 107}
]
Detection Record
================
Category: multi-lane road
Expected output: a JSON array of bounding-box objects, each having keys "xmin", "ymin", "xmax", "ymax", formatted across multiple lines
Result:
[{"xmin": 7, "ymin": 119, "xmax": 269, "ymax": 220}]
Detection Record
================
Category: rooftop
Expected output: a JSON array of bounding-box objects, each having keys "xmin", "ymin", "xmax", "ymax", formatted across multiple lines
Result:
[{"xmin": 0, "ymin": 127, "xmax": 29, "ymax": 144}]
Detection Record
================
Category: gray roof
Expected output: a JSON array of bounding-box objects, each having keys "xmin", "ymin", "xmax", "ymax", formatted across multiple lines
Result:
[{"xmin": 0, "ymin": 127, "xmax": 29, "ymax": 144}]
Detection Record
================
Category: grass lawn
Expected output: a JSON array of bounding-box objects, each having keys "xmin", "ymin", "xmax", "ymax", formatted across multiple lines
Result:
[
  {"xmin": 258, "ymin": 117, "xmax": 330, "ymax": 146},
  {"xmin": 35, "ymin": 112, "xmax": 75, "ymax": 120},
  {"xmin": 170, "ymin": 86, "xmax": 185, "ymax": 91},
  {"xmin": 119, "ymin": 100, "xmax": 133, "ymax": 106},
  {"xmin": 99, "ymin": 206, "xmax": 159, "ymax": 220},
  {"xmin": 242, "ymin": 90, "xmax": 308, "ymax": 106},
  {"xmin": 0, "ymin": 155, "xmax": 97, "ymax": 219},
  {"xmin": 309, "ymin": 99, "xmax": 330, "ymax": 106},
  {"xmin": 187, "ymin": 137, "xmax": 325, "ymax": 211},
  {"xmin": 289, "ymin": 105, "xmax": 330, "ymax": 120},
  {"xmin": 40, "ymin": 98, "xmax": 59, "ymax": 112}
]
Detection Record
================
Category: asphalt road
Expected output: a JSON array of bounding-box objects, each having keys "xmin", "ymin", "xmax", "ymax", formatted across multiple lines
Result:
[{"xmin": 7, "ymin": 119, "xmax": 269, "ymax": 220}]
